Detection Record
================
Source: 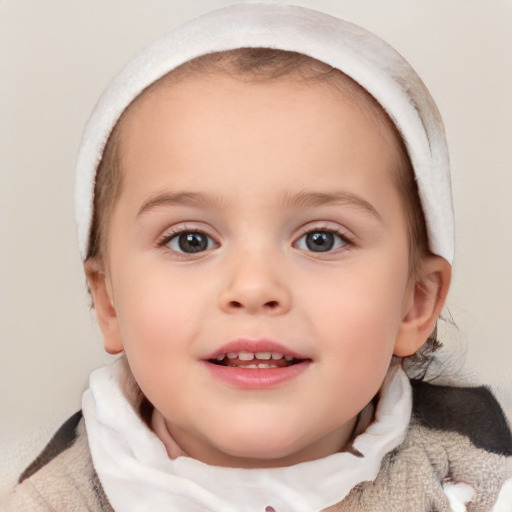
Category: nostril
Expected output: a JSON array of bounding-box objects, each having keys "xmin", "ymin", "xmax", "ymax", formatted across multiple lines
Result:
[{"xmin": 223, "ymin": 298, "xmax": 283, "ymax": 312}]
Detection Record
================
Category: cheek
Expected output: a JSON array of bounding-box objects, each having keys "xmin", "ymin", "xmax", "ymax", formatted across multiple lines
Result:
[
  {"xmin": 111, "ymin": 269, "xmax": 207, "ymax": 410},
  {"xmin": 112, "ymin": 263, "xmax": 206, "ymax": 356},
  {"xmin": 304, "ymin": 260, "xmax": 409, "ymax": 364},
  {"xmin": 310, "ymin": 277, "xmax": 404, "ymax": 414},
  {"xmin": 311, "ymin": 267, "xmax": 407, "ymax": 328}
]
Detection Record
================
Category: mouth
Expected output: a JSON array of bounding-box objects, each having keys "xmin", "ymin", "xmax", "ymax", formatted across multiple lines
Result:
[
  {"xmin": 202, "ymin": 339, "xmax": 311, "ymax": 387},
  {"xmin": 209, "ymin": 351, "xmax": 302, "ymax": 369}
]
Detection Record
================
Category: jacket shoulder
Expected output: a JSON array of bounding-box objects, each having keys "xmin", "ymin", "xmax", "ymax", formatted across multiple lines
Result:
[
  {"xmin": 411, "ymin": 379, "xmax": 512, "ymax": 456},
  {"xmin": 19, "ymin": 410, "xmax": 83, "ymax": 483},
  {"xmin": 1, "ymin": 415, "xmax": 113, "ymax": 512}
]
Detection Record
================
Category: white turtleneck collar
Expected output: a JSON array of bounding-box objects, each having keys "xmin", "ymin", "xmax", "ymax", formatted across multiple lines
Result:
[{"xmin": 82, "ymin": 358, "xmax": 411, "ymax": 512}]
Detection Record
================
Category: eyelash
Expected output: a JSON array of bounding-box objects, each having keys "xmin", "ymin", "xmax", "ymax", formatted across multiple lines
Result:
[
  {"xmin": 156, "ymin": 225, "xmax": 354, "ymax": 256},
  {"xmin": 157, "ymin": 227, "xmax": 218, "ymax": 255},
  {"xmin": 293, "ymin": 226, "xmax": 353, "ymax": 254}
]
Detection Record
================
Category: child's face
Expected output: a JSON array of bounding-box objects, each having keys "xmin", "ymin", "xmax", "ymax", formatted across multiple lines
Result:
[{"xmin": 92, "ymin": 74, "xmax": 422, "ymax": 468}]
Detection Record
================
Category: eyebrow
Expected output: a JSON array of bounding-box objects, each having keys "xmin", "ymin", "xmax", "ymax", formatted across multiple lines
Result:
[
  {"xmin": 282, "ymin": 190, "xmax": 382, "ymax": 221},
  {"xmin": 137, "ymin": 191, "xmax": 223, "ymax": 216},
  {"xmin": 137, "ymin": 189, "xmax": 382, "ymax": 221}
]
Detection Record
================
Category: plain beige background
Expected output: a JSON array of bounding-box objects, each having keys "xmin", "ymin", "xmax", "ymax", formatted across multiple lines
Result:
[{"xmin": 1, "ymin": 0, "xmax": 511, "ymax": 494}]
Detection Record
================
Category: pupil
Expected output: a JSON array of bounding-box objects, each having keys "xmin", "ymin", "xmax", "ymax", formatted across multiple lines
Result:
[
  {"xmin": 179, "ymin": 232, "xmax": 208, "ymax": 253},
  {"xmin": 306, "ymin": 231, "xmax": 334, "ymax": 252}
]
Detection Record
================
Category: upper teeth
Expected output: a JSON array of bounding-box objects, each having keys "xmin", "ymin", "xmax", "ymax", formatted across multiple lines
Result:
[{"xmin": 216, "ymin": 352, "xmax": 294, "ymax": 361}]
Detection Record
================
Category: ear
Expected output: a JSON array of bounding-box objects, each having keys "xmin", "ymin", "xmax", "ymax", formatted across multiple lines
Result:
[
  {"xmin": 394, "ymin": 256, "xmax": 452, "ymax": 357},
  {"xmin": 84, "ymin": 258, "xmax": 124, "ymax": 355}
]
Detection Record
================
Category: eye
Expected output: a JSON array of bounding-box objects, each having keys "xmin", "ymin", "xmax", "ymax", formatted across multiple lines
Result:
[
  {"xmin": 295, "ymin": 229, "xmax": 348, "ymax": 253},
  {"xmin": 163, "ymin": 231, "xmax": 217, "ymax": 254}
]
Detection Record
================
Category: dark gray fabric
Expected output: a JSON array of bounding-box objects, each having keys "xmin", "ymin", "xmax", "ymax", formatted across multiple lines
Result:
[{"xmin": 411, "ymin": 379, "xmax": 512, "ymax": 456}]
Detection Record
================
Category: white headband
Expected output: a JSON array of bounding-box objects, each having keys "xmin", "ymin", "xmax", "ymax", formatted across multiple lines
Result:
[{"xmin": 75, "ymin": 3, "xmax": 454, "ymax": 263}]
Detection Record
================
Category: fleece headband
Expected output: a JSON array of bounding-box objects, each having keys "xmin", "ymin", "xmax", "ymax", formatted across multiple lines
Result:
[{"xmin": 75, "ymin": 3, "xmax": 454, "ymax": 263}]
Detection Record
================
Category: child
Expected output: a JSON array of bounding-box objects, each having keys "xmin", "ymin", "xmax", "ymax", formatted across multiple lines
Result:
[{"xmin": 3, "ymin": 4, "xmax": 512, "ymax": 511}]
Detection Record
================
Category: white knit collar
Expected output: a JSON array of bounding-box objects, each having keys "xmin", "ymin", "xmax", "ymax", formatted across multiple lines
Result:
[{"xmin": 82, "ymin": 359, "xmax": 411, "ymax": 512}]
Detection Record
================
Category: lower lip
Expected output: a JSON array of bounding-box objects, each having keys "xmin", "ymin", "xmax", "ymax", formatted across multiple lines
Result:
[{"xmin": 203, "ymin": 361, "xmax": 310, "ymax": 389}]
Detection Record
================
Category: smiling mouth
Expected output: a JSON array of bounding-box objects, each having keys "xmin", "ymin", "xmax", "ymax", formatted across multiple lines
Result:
[{"xmin": 209, "ymin": 351, "xmax": 304, "ymax": 369}]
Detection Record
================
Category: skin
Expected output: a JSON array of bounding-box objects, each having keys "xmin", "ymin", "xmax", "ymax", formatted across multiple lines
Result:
[{"xmin": 86, "ymin": 74, "xmax": 451, "ymax": 468}]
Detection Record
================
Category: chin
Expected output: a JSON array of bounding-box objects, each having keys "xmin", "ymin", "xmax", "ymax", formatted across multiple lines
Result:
[{"xmin": 211, "ymin": 429, "xmax": 315, "ymax": 467}]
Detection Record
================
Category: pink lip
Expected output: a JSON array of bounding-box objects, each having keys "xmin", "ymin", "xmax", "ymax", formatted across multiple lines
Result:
[
  {"xmin": 204, "ymin": 362, "xmax": 310, "ymax": 389},
  {"xmin": 201, "ymin": 338, "xmax": 311, "ymax": 389}
]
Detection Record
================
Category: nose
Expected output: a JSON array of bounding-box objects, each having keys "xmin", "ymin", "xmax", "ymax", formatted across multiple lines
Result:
[{"xmin": 218, "ymin": 251, "xmax": 291, "ymax": 315}]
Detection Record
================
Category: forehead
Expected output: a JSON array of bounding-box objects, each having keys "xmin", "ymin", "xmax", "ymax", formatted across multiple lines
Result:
[
  {"xmin": 134, "ymin": 53, "xmax": 400, "ymax": 138},
  {"xmin": 119, "ymin": 62, "xmax": 405, "ymax": 169},
  {"xmin": 115, "ymin": 73, "xmax": 405, "ymax": 212}
]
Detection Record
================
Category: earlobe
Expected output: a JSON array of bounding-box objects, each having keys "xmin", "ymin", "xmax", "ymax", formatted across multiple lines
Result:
[
  {"xmin": 84, "ymin": 258, "xmax": 124, "ymax": 355},
  {"xmin": 394, "ymin": 256, "xmax": 452, "ymax": 357}
]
